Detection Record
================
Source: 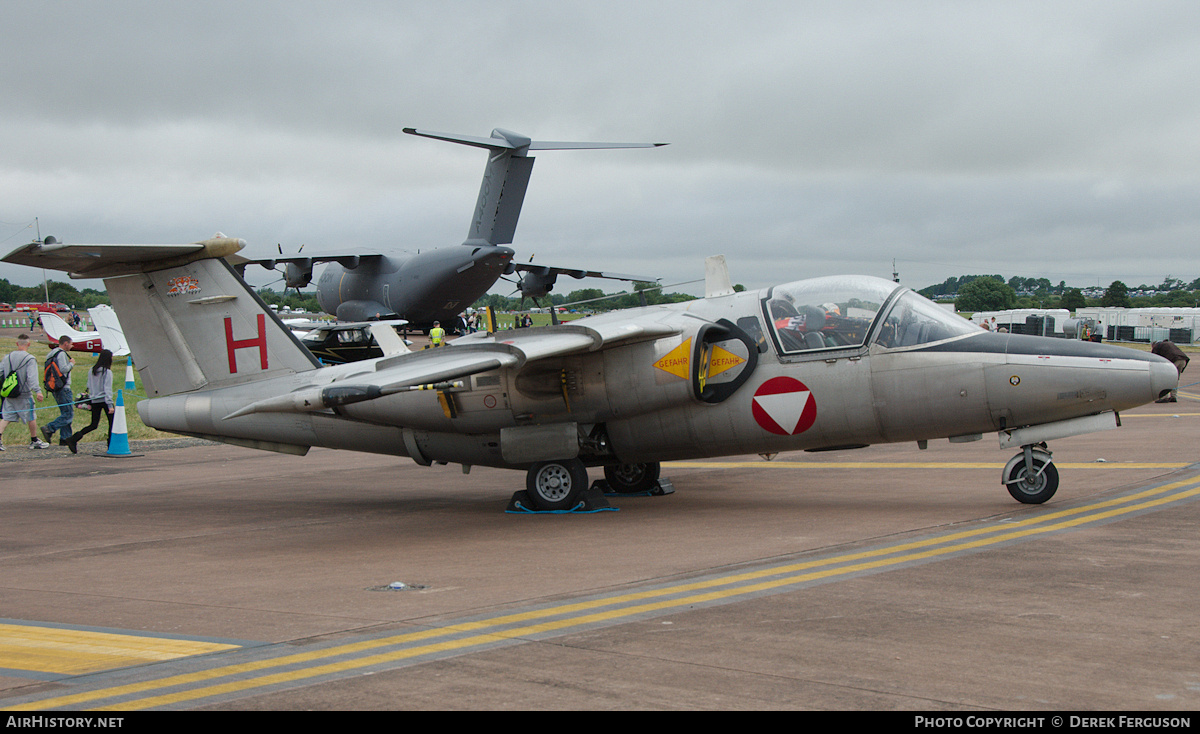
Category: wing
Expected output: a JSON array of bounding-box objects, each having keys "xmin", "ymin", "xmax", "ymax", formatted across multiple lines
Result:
[
  {"xmin": 509, "ymin": 261, "xmax": 659, "ymax": 300},
  {"xmin": 223, "ymin": 319, "xmax": 679, "ymax": 419},
  {"xmin": 229, "ymin": 252, "xmax": 383, "ymax": 289},
  {"xmin": 511, "ymin": 262, "xmax": 657, "ymax": 283},
  {"xmin": 228, "ymin": 252, "xmax": 381, "ymax": 270}
]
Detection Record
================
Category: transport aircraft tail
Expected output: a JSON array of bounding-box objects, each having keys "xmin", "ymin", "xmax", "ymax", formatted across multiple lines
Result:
[{"xmin": 402, "ymin": 127, "xmax": 665, "ymax": 247}]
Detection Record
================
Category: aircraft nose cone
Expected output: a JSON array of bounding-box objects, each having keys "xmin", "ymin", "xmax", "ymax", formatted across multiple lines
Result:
[{"xmin": 1150, "ymin": 356, "xmax": 1179, "ymax": 401}]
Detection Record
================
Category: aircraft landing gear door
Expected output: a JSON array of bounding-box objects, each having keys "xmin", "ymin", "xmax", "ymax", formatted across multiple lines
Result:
[{"xmin": 691, "ymin": 319, "xmax": 759, "ymax": 404}]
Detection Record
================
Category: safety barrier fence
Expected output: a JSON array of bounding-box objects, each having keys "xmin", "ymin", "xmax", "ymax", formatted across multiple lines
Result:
[{"xmin": 0, "ymin": 318, "xmax": 93, "ymax": 329}]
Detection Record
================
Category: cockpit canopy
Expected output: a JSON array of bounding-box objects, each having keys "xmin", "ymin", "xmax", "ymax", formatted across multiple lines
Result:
[{"xmin": 763, "ymin": 275, "xmax": 979, "ymax": 355}]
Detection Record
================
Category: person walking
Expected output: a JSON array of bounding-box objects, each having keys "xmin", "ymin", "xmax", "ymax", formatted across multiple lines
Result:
[
  {"xmin": 66, "ymin": 349, "xmax": 115, "ymax": 453},
  {"xmin": 0, "ymin": 334, "xmax": 49, "ymax": 450},
  {"xmin": 41, "ymin": 335, "xmax": 75, "ymax": 445}
]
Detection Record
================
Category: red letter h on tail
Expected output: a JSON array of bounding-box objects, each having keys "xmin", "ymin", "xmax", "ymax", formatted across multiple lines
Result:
[{"xmin": 225, "ymin": 315, "xmax": 268, "ymax": 374}]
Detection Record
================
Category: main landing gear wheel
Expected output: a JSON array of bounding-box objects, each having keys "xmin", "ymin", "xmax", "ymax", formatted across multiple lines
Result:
[
  {"xmin": 1004, "ymin": 451, "xmax": 1059, "ymax": 504},
  {"xmin": 603, "ymin": 462, "xmax": 662, "ymax": 494},
  {"xmin": 526, "ymin": 459, "xmax": 589, "ymax": 511}
]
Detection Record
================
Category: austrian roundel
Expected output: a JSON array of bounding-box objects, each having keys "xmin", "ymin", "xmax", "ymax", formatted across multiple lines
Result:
[{"xmin": 751, "ymin": 376, "xmax": 818, "ymax": 436}]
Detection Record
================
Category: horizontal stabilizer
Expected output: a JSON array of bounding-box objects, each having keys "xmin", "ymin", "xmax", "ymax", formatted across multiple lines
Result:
[
  {"xmin": 3, "ymin": 236, "xmax": 245, "ymax": 279},
  {"xmin": 404, "ymin": 126, "xmax": 666, "ymax": 246},
  {"xmin": 403, "ymin": 128, "xmax": 666, "ymax": 151}
]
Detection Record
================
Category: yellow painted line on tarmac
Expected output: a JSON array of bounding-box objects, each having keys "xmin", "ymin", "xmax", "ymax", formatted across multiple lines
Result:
[
  {"xmin": 664, "ymin": 461, "xmax": 1188, "ymax": 470},
  {"xmin": 0, "ymin": 624, "xmax": 239, "ymax": 675},
  {"xmin": 1123, "ymin": 411, "xmax": 1200, "ymax": 416},
  {"xmin": 8, "ymin": 473, "xmax": 1200, "ymax": 712}
]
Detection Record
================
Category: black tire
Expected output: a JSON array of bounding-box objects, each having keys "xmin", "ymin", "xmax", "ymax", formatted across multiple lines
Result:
[
  {"xmin": 603, "ymin": 462, "xmax": 661, "ymax": 494},
  {"xmin": 1005, "ymin": 455, "xmax": 1059, "ymax": 504},
  {"xmin": 526, "ymin": 459, "xmax": 589, "ymax": 511}
]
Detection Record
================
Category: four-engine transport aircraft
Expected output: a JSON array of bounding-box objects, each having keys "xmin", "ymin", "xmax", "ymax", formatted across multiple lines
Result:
[
  {"xmin": 3, "ymin": 237, "xmax": 1178, "ymax": 511},
  {"xmin": 234, "ymin": 127, "xmax": 663, "ymax": 328}
]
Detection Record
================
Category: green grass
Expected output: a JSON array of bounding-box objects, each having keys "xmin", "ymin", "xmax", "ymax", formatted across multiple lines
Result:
[{"xmin": 0, "ymin": 336, "xmax": 168, "ymax": 447}]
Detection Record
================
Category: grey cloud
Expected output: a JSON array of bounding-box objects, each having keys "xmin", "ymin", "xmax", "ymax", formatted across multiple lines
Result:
[{"xmin": 3, "ymin": 1, "xmax": 1200, "ymax": 296}]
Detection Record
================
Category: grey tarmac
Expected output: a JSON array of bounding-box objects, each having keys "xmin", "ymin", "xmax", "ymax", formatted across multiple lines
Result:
[{"xmin": 1, "ymin": 398, "xmax": 1198, "ymax": 710}]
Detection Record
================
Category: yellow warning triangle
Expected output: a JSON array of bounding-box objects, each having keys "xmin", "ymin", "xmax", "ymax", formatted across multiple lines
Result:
[
  {"xmin": 653, "ymin": 338, "xmax": 692, "ymax": 379},
  {"xmin": 707, "ymin": 344, "xmax": 746, "ymax": 378}
]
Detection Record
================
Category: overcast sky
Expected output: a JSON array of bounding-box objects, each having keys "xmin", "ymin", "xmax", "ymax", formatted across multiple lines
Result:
[{"xmin": 3, "ymin": 0, "xmax": 1199, "ymax": 297}]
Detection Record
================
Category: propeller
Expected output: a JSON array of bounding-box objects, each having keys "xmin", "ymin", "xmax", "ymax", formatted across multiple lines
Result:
[{"xmin": 273, "ymin": 243, "xmax": 313, "ymax": 290}]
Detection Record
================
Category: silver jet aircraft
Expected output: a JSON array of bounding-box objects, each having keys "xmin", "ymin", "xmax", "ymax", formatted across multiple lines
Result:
[{"xmin": 3, "ymin": 240, "xmax": 1178, "ymax": 511}]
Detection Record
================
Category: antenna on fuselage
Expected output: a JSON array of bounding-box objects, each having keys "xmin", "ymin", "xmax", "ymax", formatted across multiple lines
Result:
[{"xmin": 402, "ymin": 127, "xmax": 666, "ymax": 247}]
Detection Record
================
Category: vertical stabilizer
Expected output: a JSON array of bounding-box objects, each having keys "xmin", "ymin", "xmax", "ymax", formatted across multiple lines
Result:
[
  {"xmin": 705, "ymin": 255, "xmax": 735, "ymax": 298},
  {"xmin": 368, "ymin": 322, "xmax": 410, "ymax": 356},
  {"xmin": 88, "ymin": 304, "xmax": 131, "ymax": 357},
  {"xmin": 472, "ymin": 150, "xmax": 534, "ymax": 245},
  {"xmin": 105, "ymin": 258, "xmax": 319, "ymax": 397}
]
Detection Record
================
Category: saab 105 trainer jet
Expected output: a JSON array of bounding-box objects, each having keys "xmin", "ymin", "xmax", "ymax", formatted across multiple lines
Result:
[{"xmin": 3, "ymin": 238, "xmax": 1177, "ymax": 512}]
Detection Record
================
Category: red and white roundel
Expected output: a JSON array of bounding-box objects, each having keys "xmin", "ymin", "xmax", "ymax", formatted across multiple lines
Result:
[{"xmin": 752, "ymin": 376, "xmax": 817, "ymax": 435}]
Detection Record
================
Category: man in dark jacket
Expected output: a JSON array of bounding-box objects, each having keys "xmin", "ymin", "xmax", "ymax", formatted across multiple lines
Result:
[
  {"xmin": 1151, "ymin": 341, "xmax": 1190, "ymax": 402},
  {"xmin": 41, "ymin": 335, "xmax": 75, "ymax": 444}
]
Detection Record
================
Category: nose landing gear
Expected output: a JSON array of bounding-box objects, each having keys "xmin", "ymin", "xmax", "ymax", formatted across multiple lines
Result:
[{"xmin": 1002, "ymin": 445, "xmax": 1059, "ymax": 504}]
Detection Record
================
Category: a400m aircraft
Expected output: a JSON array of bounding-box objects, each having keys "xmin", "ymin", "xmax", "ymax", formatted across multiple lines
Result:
[
  {"xmin": 236, "ymin": 127, "xmax": 662, "ymax": 328},
  {"xmin": 3, "ymin": 238, "xmax": 1178, "ymax": 512}
]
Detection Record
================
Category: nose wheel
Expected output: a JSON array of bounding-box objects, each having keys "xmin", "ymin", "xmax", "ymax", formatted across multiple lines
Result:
[{"xmin": 1003, "ymin": 446, "xmax": 1059, "ymax": 504}]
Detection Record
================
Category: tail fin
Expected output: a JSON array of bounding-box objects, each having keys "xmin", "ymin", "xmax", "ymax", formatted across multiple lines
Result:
[
  {"xmin": 705, "ymin": 255, "xmax": 735, "ymax": 298},
  {"xmin": 3, "ymin": 236, "xmax": 319, "ymax": 397},
  {"xmin": 105, "ymin": 258, "xmax": 319, "ymax": 396},
  {"xmin": 87, "ymin": 304, "xmax": 132, "ymax": 357},
  {"xmin": 402, "ymin": 127, "xmax": 666, "ymax": 247}
]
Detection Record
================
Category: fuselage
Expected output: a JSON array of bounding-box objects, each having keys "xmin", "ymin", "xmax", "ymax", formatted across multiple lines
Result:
[
  {"xmin": 315, "ymin": 245, "xmax": 515, "ymax": 326},
  {"xmin": 139, "ymin": 275, "xmax": 1177, "ymax": 471}
]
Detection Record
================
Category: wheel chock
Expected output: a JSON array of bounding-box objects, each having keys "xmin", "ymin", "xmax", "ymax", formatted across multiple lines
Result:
[
  {"xmin": 506, "ymin": 487, "xmax": 614, "ymax": 514},
  {"xmin": 591, "ymin": 478, "xmax": 675, "ymax": 497}
]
